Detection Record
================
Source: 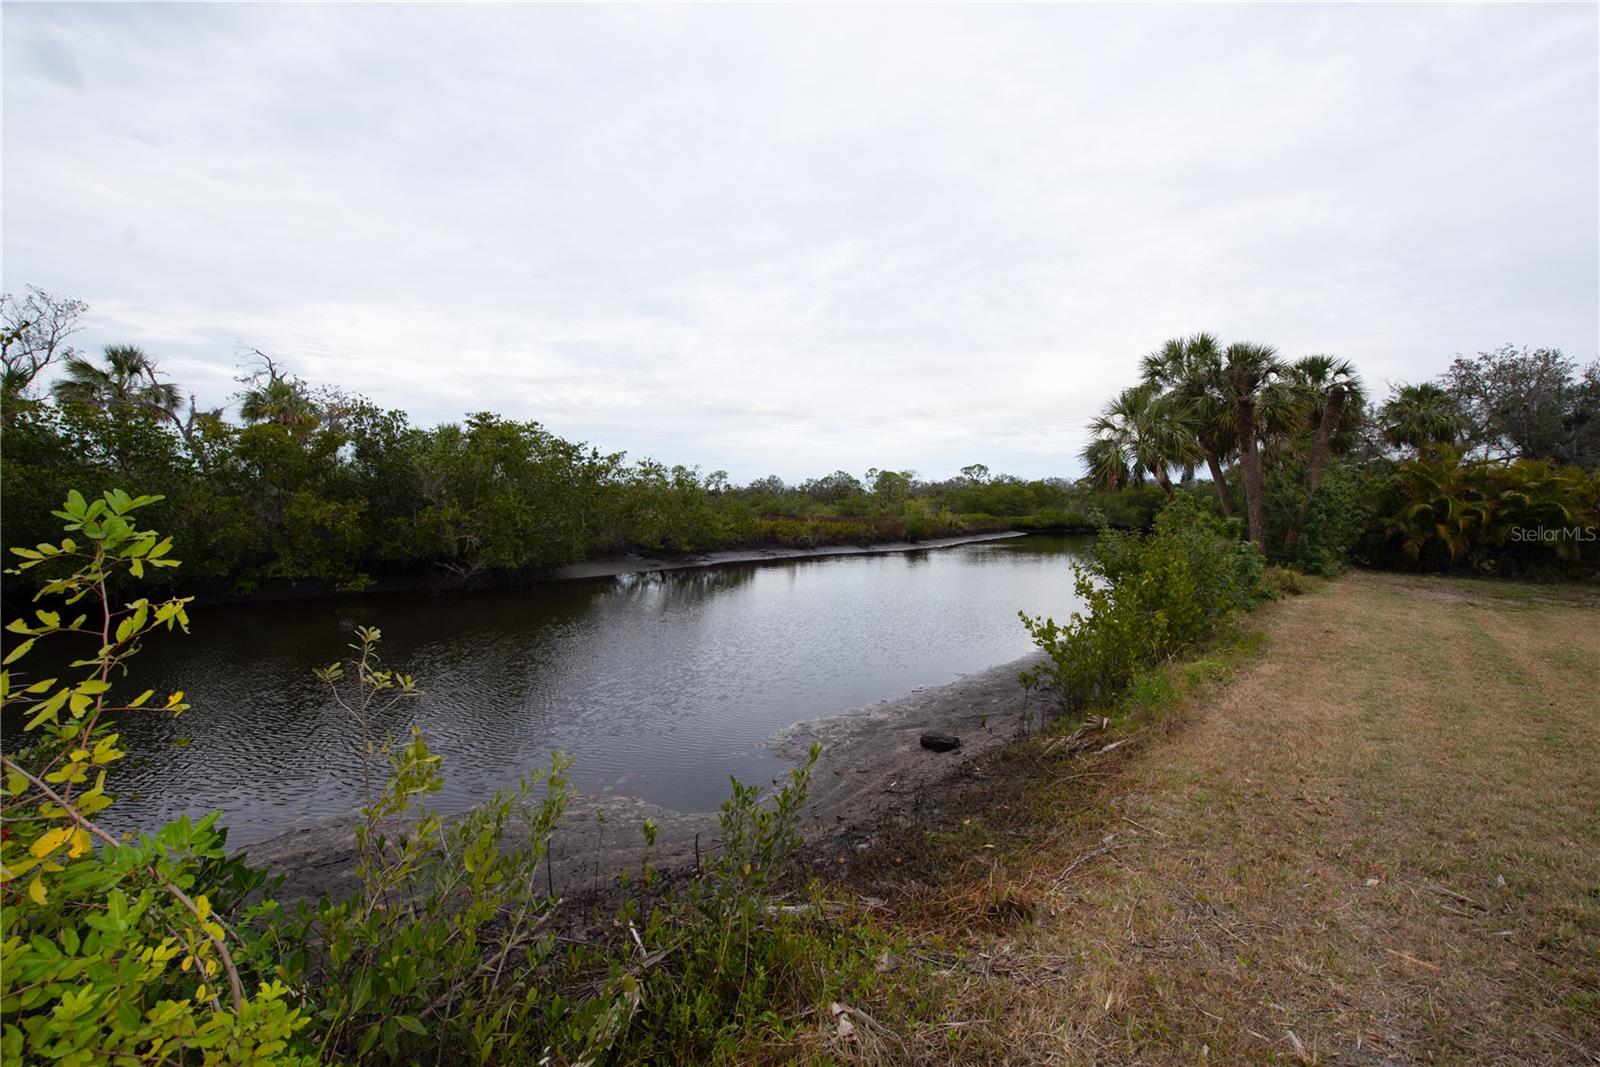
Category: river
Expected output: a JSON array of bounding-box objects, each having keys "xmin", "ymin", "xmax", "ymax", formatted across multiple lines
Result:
[{"xmin": 100, "ymin": 534, "xmax": 1093, "ymax": 845}]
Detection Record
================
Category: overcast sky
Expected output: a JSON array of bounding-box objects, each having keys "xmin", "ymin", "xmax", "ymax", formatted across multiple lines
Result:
[{"xmin": 4, "ymin": 3, "xmax": 1596, "ymax": 482}]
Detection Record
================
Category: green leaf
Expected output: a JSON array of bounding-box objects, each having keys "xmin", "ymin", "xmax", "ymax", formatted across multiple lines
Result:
[
  {"xmin": 3, "ymin": 639, "xmax": 35, "ymax": 665},
  {"xmin": 395, "ymin": 1015, "xmax": 427, "ymax": 1036}
]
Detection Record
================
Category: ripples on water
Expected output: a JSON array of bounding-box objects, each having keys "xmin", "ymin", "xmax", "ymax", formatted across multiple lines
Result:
[{"xmin": 95, "ymin": 535, "xmax": 1092, "ymax": 845}]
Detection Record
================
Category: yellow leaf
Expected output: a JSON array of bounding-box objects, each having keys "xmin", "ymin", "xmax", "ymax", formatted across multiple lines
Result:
[
  {"xmin": 67, "ymin": 828, "xmax": 92, "ymax": 858},
  {"xmin": 194, "ymin": 894, "xmax": 211, "ymax": 922},
  {"xmin": 30, "ymin": 827, "xmax": 70, "ymax": 858},
  {"xmin": 28, "ymin": 875, "xmax": 46, "ymax": 905}
]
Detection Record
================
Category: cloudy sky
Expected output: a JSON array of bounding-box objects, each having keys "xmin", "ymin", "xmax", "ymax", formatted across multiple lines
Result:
[{"xmin": 4, "ymin": 3, "xmax": 1596, "ymax": 482}]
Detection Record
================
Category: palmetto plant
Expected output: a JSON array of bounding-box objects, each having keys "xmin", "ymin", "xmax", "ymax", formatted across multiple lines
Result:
[
  {"xmin": 1378, "ymin": 448, "xmax": 1491, "ymax": 566},
  {"xmin": 51, "ymin": 344, "xmax": 181, "ymax": 419},
  {"xmin": 1479, "ymin": 461, "xmax": 1599, "ymax": 564},
  {"xmin": 1082, "ymin": 383, "xmax": 1204, "ymax": 496},
  {"xmin": 1374, "ymin": 448, "xmax": 1598, "ymax": 571}
]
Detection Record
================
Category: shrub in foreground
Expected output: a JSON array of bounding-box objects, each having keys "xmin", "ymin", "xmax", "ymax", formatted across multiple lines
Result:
[{"xmin": 1, "ymin": 491, "xmax": 312, "ymax": 1064}]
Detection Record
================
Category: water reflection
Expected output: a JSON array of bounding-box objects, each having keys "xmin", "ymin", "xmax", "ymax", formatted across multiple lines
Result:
[{"xmin": 99, "ymin": 535, "xmax": 1092, "ymax": 845}]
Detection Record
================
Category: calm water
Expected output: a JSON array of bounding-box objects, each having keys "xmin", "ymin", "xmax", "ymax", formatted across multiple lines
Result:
[{"xmin": 98, "ymin": 535, "xmax": 1092, "ymax": 845}]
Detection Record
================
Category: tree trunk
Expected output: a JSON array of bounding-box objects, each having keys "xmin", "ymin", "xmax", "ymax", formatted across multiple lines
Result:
[
  {"xmin": 1237, "ymin": 398, "xmax": 1266, "ymax": 546},
  {"xmin": 1206, "ymin": 453, "xmax": 1233, "ymax": 518},
  {"xmin": 1157, "ymin": 467, "xmax": 1175, "ymax": 496},
  {"xmin": 1284, "ymin": 386, "xmax": 1343, "ymax": 553}
]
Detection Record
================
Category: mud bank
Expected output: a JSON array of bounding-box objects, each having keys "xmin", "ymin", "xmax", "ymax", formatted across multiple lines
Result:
[
  {"xmin": 184, "ymin": 531, "xmax": 1027, "ymax": 607},
  {"xmin": 545, "ymin": 530, "xmax": 1026, "ymax": 581},
  {"xmin": 239, "ymin": 652, "xmax": 1048, "ymax": 903}
]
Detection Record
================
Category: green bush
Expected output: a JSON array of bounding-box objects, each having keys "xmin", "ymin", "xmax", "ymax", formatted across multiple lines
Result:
[
  {"xmin": 1020, "ymin": 496, "xmax": 1262, "ymax": 714},
  {"xmin": 1, "ymin": 492, "xmax": 314, "ymax": 1065},
  {"xmin": 1263, "ymin": 457, "xmax": 1384, "ymax": 575},
  {"xmin": 1260, "ymin": 564, "xmax": 1317, "ymax": 598}
]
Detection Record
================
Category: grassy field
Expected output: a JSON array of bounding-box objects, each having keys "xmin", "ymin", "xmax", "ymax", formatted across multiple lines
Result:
[{"xmin": 779, "ymin": 571, "xmax": 1600, "ymax": 1065}]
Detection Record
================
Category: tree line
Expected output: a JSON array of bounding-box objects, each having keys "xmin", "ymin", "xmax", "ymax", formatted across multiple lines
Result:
[
  {"xmin": 1082, "ymin": 332, "xmax": 1600, "ymax": 575},
  {"xmin": 2, "ymin": 287, "xmax": 1167, "ymax": 602}
]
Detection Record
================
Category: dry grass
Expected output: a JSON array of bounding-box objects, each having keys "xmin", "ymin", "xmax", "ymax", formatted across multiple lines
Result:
[{"xmin": 787, "ymin": 572, "xmax": 1600, "ymax": 1065}]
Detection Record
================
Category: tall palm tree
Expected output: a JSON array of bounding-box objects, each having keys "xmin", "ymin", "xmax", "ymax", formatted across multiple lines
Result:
[
  {"xmin": 1283, "ymin": 355, "xmax": 1366, "ymax": 551},
  {"xmin": 1140, "ymin": 332, "xmax": 1237, "ymax": 516},
  {"xmin": 51, "ymin": 344, "xmax": 181, "ymax": 419},
  {"xmin": 1221, "ymin": 342, "xmax": 1285, "ymax": 546},
  {"xmin": 1379, "ymin": 383, "xmax": 1465, "ymax": 454},
  {"xmin": 1082, "ymin": 383, "xmax": 1204, "ymax": 496}
]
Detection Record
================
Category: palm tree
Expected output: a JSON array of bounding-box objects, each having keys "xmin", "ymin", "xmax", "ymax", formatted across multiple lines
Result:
[
  {"xmin": 51, "ymin": 344, "xmax": 181, "ymax": 418},
  {"xmin": 1140, "ymin": 332, "xmax": 1237, "ymax": 516},
  {"xmin": 1082, "ymin": 383, "xmax": 1204, "ymax": 496},
  {"xmin": 239, "ymin": 376, "xmax": 318, "ymax": 430},
  {"xmin": 1221, "ymin": 342, "xmax": 1285, "ymax": 546},
  {"xmin": 1283, "ymin": 355, "xmax": 1366, "ymax": 551},
  {"xmin": 236, "ymin": 353, "xmax": 319, "ymax": 431},
  {"xmin": 1379, "ymin": 383, "xmax": 1465, "ymax": 454}
]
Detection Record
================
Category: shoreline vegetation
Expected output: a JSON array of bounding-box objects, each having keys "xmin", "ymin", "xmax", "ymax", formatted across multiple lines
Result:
[
  {"xmin": 2, "ymin": 320, "xmax": 1597, "ymax": 1063},
  {"xmin": 1, "ymin": 299, "xmax": 1158, "ymax": 611},
  {"xmin": 184, "ymin": 528, "xmax": 1042, "ymax": 607}
]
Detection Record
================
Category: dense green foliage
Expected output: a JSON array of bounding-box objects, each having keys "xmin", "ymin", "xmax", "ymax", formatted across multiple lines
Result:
[
  {"xmin": 1020, "ymin": 496, "xmax": 1264, "ymax": 714},
  {"xmin": 1, "ymin": 392, "xmax": 1156, "ymax": 605},
  {"xmin": 1085, "ymin": 334, "xmax": 1598, "ymax": 581},
  {"xmin": 1363, "ymin": 449, "xmax": 1600, "ymax": 575}
]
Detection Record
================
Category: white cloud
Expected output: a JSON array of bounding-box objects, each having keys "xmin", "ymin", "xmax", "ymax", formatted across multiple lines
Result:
[{"xmin": 4, "ymin": 3, "xmax": 1596, "ymax": 481}]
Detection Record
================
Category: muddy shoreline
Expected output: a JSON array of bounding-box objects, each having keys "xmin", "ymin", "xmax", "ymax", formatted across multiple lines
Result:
[
  {"xmin": 239, "ymin": 651, "xmax": 1050, "ymax": 903},
  {"xmin": 183, "ymin": 530, "xmax": 1030, "ymax": 607},
  {"xmin": 545, "ymin": 530, "xmax": 1027, "ymax": 581}
]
